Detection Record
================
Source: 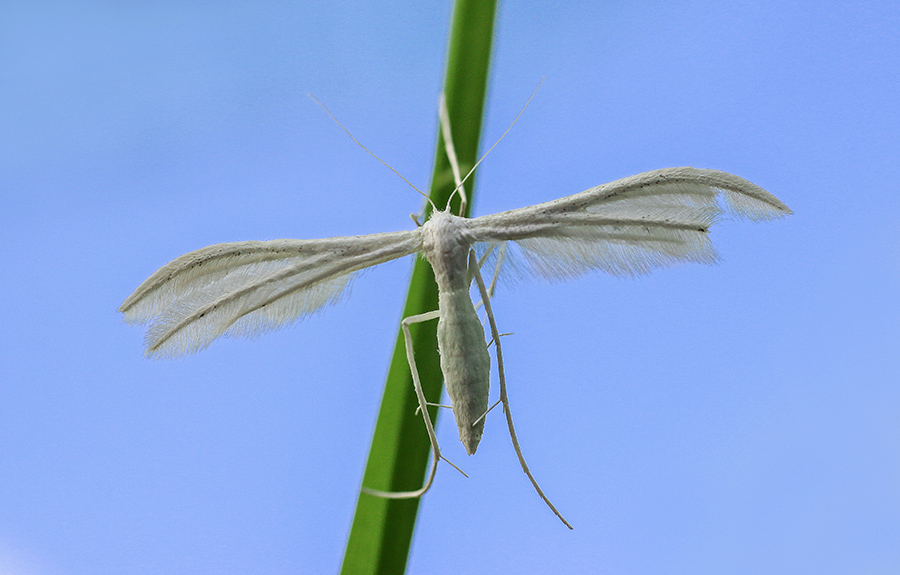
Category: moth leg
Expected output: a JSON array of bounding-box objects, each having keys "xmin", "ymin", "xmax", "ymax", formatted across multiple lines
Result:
[
  {"xmin": 487, "ymin": 332, "xmax": 513, "ymax": 350},
  {"xmin": 415, "ymin": 402, "xmax": 454, "ymax": 415},
  {"xmin": 486, "ymin": 242, "xmax": 507, "ymax": 298},
  {"xmin": 438, "ymin": 94, "xmax": 466, "ymax": 215},
  {"xmin": 468, "ymin": 250, "xmax": 574, "ymax": 529},
  {"xmin": 361, "ymin": 309, "xmax": 466, "ymax": 500},
  {"xmin": 472, "ymin": 243, "xmax": 505, "ymax": 325},
  {"xmin": 472, "ymin": 399, "xmax": 502, "ymax": 427}
]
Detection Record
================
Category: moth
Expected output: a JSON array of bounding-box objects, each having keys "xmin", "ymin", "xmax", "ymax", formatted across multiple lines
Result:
[{"xmin": 119, "ymin": 99, "xmax": 791, "ymax": 528}]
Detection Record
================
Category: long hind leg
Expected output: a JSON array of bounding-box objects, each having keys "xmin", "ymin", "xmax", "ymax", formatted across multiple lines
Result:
[
  {"xmin": 468, "ymin": 250, "xmax": 573, "ymax": 529},
  {"xmin": 361, "ymin": 310, "xmax": 465, "ymax": 499}
]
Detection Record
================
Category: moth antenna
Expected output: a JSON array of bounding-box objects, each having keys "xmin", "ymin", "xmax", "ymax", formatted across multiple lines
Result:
[
  {"xmin": 308, "ymin": 93, "xmax": 436, "ymax": 211},
  {"xmin": 455, "ymin": 78, "xmax": 545, "ymax": 196}
]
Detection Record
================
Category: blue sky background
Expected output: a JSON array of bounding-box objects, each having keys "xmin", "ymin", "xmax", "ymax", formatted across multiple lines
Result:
[{"xmin": 2, "ymin": 1, "xmax": 898, "ymax": 573}]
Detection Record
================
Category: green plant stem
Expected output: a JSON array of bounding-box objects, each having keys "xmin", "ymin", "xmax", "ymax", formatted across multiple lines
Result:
[{"xmin": 339, "ymin": 1, "xmax": 497, "ymax": 573}]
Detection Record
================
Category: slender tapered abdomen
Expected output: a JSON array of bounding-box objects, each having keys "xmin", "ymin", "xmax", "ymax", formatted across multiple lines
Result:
[{"xmin": 437, "ymin": 287, "xmax": 491, "ymax": 455}]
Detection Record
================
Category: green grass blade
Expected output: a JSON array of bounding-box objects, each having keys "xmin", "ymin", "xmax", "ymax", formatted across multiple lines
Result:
[{"xmin": 339, "ymin": 0, "xmax": 497, "ymax": 573}]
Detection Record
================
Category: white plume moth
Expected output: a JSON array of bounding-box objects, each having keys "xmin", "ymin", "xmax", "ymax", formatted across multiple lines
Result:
[{"xmin": 119, "ymin": 96, "xmax": 791, "ymax": 529}]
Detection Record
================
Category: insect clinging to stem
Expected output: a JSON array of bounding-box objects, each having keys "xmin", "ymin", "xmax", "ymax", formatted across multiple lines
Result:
[{"xmin": 119, "ymin": 90, "xmax": 792, "ymax": 529}]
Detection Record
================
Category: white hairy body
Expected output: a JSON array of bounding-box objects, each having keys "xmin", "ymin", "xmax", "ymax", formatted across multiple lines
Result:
[
  {"xmin": 424, "ymin": 211, "xmax": 492, "ymax": 454},
  {"xmin": 120, "ymin": 95, "xmax": 791, "ymax": 528}
]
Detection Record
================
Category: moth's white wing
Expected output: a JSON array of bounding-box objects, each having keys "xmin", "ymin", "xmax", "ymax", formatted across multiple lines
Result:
[
  {"xmin": 469, "ymin": 167, "xmax": 791, "ymax": 278},
  {"xmin": 119, "ymin": 230, "xmax": 422, "ymax": 358}
]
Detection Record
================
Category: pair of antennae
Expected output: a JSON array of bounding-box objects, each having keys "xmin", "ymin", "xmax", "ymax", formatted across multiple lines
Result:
[
  {"xmin": 308, "ymin": 78, "xmax": 543, "ymax": 217},
  {"xmin": 439, "ymin": 78, "xmax": 544, "ymax": 215}
]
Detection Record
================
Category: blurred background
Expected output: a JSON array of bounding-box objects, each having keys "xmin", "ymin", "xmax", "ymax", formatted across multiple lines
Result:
[{"xmin": 1, "ymin": 1, "xmax": 897, "ymax": 573}]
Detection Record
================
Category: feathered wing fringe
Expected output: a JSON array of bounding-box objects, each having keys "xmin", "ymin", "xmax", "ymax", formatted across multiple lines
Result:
[
  {"xmin": 468, "ymin": 167, "xmax": 791, "ymax": 279},
  {"xmin": 120, "ymin": 231, "xmax": 422, "ymax": 358},
  {"xmin": 120, "ymin": 167, "xmax": 790, "ymax": 356}
]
